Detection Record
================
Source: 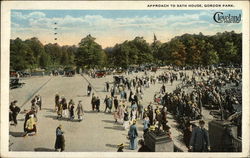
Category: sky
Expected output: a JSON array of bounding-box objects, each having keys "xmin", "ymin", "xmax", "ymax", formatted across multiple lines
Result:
[{"xmin": 11, "ymin": 10, "xmax": 242, "ymax": 48}]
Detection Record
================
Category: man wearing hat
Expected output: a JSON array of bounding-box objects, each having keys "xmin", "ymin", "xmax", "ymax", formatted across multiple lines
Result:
[
  {"xmin": 189, "ymin": 120, "xmax": 210, "ymax": 152},
  {"xmin": 128, "ymin": 120, "xmax": 138, "ymax": 150},
  {"xmin": 9, "ymin": 100, "xmax": 20, "ymax": 126}
]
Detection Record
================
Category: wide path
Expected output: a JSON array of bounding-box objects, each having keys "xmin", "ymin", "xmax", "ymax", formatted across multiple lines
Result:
[{"xmin": 9, "ymin": 70, "xmax": 213, "ymax": 152}]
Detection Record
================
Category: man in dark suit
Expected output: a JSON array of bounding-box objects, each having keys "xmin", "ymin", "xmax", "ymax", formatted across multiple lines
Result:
[
  {"xmin": 10, "ymin": 100, "xmax": 20, "ymax": 126},
  {"xmin": 189, "ymin": 120, "xmax": 210, "ymax": 152}
]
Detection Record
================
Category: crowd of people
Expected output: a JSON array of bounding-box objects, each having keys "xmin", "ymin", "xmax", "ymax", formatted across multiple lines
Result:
[
  {"xmin": 154, "ymin": 67, "xmax": 242, "ymax": 151},
  {"xmin": 9, "ymin": 65, "xmax": 242, "ymax": 152},
  {"xmin": 54, "ymin": 94, "xmax": 84, "ymax": 121}
]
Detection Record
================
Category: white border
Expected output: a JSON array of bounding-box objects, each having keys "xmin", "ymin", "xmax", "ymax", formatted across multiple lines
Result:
[{"xmin": 1, "ymin": 1, "xmax": 249, "ymax": 158}]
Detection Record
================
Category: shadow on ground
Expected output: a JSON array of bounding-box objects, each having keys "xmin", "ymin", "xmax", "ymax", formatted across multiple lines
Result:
[
  {"xmin": 104, "ymin": 126, "xmax": 124, "ymax": 131},
  {"xmin": 44, "ymin": 115, "xmax": 80, "ymax": 122},
  {"xmin": 10, "ymin": 131, "xmax": 25, "ymax": 137},
  {"xmin": 34, "ymin": 147, "xmax": 55, "ymax": 152},
  {"xmin": 77, "ymin": 95, "xmax": 88, "ymax": 97},
  {"xmin": 18, "ymin": 118, "xmax": 25, "ymax": 121},
  {"xmin": 105, "ymin": 144, "xmax": 117, "ymax": 149},
  {"xmin": 84, "ymin": 110, "xmax": 101, "ymax": 114},
  {"xmin": 43, "ymin": 108, "xmax": 55, "ymax": 113},
  {"xmin": 106, "ymin": 142, "xmax": 131, "ymax": 150},
  {"xmin": 102, "ymin": 120, "xmax": 115, "ymax": 124}
]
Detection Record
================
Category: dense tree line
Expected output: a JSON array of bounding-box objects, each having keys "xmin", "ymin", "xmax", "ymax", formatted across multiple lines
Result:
[{"xmin": 10, "ymin": 31, "xmax": 242, "ymax": 71}]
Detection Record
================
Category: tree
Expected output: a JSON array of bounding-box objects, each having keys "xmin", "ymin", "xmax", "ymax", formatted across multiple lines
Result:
[
  {"xmin": 151, "ymin": 40, "xmax": 162, "ymax": 64},
  {"xmin": 39, "ymin": 52, "xmax": 51, "ymax": 69},
  {"xmin": 111, "ymin": 42, "xmax": 130, "ymax": 68},
  {"xmin": 60, "ymin": 46, "xmax": 69, "ymax": 66},
  {"xmin": 44, "ymin": 43, "xmax": 62, "ymax": 67},
  {"xmin": 10, "ymin": 38, "xmax": 36, "ymax": 71},
  {"xmin": 75, "ymin": 34, "xmax": 104, "ymax": 69},
  {"xmin": 207, "ymin": 50, "xmax": 219, "ymax": 65},
  {"xmin": 131, "ymin": 37, "xmax": 153, "ymax": 65},
  {"xmin": 220, "ymin": 42, "xmax": 238, "ymax": 65},
  {"xmin": 25, "ymin": 37, "xmax": 46, "ymax": 65}
]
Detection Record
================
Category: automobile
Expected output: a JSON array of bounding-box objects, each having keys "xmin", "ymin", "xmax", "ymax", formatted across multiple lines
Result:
[
  {"xmin": 10, "ymin": 70, "xmax": 17, "ymax": 78},
  {"xmin": 151, "ymin": 67, "xmax": 158, "ymax": 72},
  {"xmin": 10, "ymin": 78, "xmax": 25, "ymax": 89},
  {"xmin": 95, "ymin": 70, "xmax": 106, "ymax": 78},
  {"xmin": 64, "ymin": 67, "xmax": 75, "ymax": 77},
  {"xmin": 19, "ymin": 71, "xmax": 31, "ymax": 77},
  {"xmin": 115, "ymin": 69, "xmax": 124, "ymax": 75}
]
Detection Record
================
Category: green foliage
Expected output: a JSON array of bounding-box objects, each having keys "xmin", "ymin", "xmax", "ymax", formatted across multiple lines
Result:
[
  {"xmin": 108, "ymin": 37, "xmax": 153, "ymax": 68},
  {"xmin": 10, "ymin": 31, "xmax": 242, "ymax": 71},
  {"xmin": 207, "ymin": 51, "xmax": 219, "ymax": 65},
  {"xmin": 75, "ymin": 34, "xmax": 104, "ymax": 69},
  {"xmin": 10, "ymin": 38, "xmax": 36, "ymax": 71}
]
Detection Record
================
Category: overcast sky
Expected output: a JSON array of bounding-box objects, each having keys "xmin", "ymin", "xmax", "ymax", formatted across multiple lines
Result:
[{"xmin": 11, "ymin": 10, "xmax": 242, "ymax": 48}]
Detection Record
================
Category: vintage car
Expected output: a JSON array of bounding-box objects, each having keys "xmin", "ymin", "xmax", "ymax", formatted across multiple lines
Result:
[
  {"xmin": 151, "ymin": 67, "xmax": 158, "ymax": 72},
  {"xmin": 95, "ymin": 70, "xmax": 106, "ymax": 78},
  {"xmin": 64, "ymin": 67, "xmax": 75, "ymax": 77},
  {"xmin": 10, "ymin": 70, "xmax": 17, "ymax": 78},
  {"xmin": 10, "ymin": 78, "xmax": 25, "ymax": 89}
]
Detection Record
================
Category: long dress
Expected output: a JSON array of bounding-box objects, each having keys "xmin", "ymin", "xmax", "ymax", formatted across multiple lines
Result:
[
  {"xmin": 123, "ymin": 111, "xmax": 129, "ymax": 130},
  {"xmin": 57, "ymin": 104, "xmax": 63, "ymax": 118},
  {"xmin": 76, "ymin": 103, "xmax": 84, "ymax": 120},
  {"xmin": 25, "ymin": 117, "xmax": 36, "ymax": 135},
  {"xmin": 54, "ymin": 127, "xmax": 65, "ymax": 151},
  {"xmin": 116, "ymin": 106, "xmax": 124, "ymax": 123},
  {"xmin": 130, "ymin": 110, "xmax": 137, "ymax": 121},
  {"xmin": 128, "ymin": 124, "xmax": 138, "ymax": 150}
]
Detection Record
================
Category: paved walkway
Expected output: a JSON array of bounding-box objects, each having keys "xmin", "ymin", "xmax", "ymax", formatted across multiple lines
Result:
[{"xmin": 9, "ymin": 70, "xmax": 213, "ymax": 152}]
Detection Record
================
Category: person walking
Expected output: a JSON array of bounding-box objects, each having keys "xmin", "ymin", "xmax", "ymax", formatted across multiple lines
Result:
[
  {"xmin": 104, "ymin": 95, "xmax": 109, "ymax": 113},
  {"xmin": 189, "ymin": 120, "xmax": 210, "ymax": 152},
  {"xmin": 96, "ymin": 96, "xmax": 100, "ymax": 112},
  {"xmin": 128, "ymin": 120, "xmax": 138, "ymax": 150},
  {"xmin": 61, "ymin": 97, "xmax": 68, "ymax": 118},
  {"xmin": 123, "ymin": 108, "xmax": 130, "ymax": 130},
  {"xmin": 57, "ymin": 102, "xmax": 63, "ymax": 119},
  {"xmin": 9, "ymin": 100, "xmax": 20, "ymax": 126},
  {"xmin": 36, "ymin": 95, "xmax": 42, "ymax": 110},
  {"xmin": 55, "ymin": 125, "xmax": 65, "ymax": 152},
  {"xmin": 114, "ymin": 104, "xmax": 124, "ymax": 123},
  {"xmin": 91, "ymin": 93, "xmax": 96, "ymax": 111},
  {"xmin": 69, "ymin": 102, "xmax": 75, "ymax": 120},
  {"xmin": 114, "ymin": 96, "xmax": 119, "ymax": 110},
  {"xmin": 107, "ymin": 96, "xmax": 113, "ymax": 113},
  {"xmin": 68, "ymin": 99, "xmax": 74, "ymax": 118},
  {"xmin": 76, "ymin": 101, "xmax": 84, "ymax": 121},
  {"xmin": 87, "ymin": 84, "xmax": 92, "ymax": 96},
  {"xmin": 55, "ymin": 94, "xmax": 60, "ymax": 111},
  {"xmin": 106, "ymin": 82, "xmax": 110, "ymax": 92}
]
